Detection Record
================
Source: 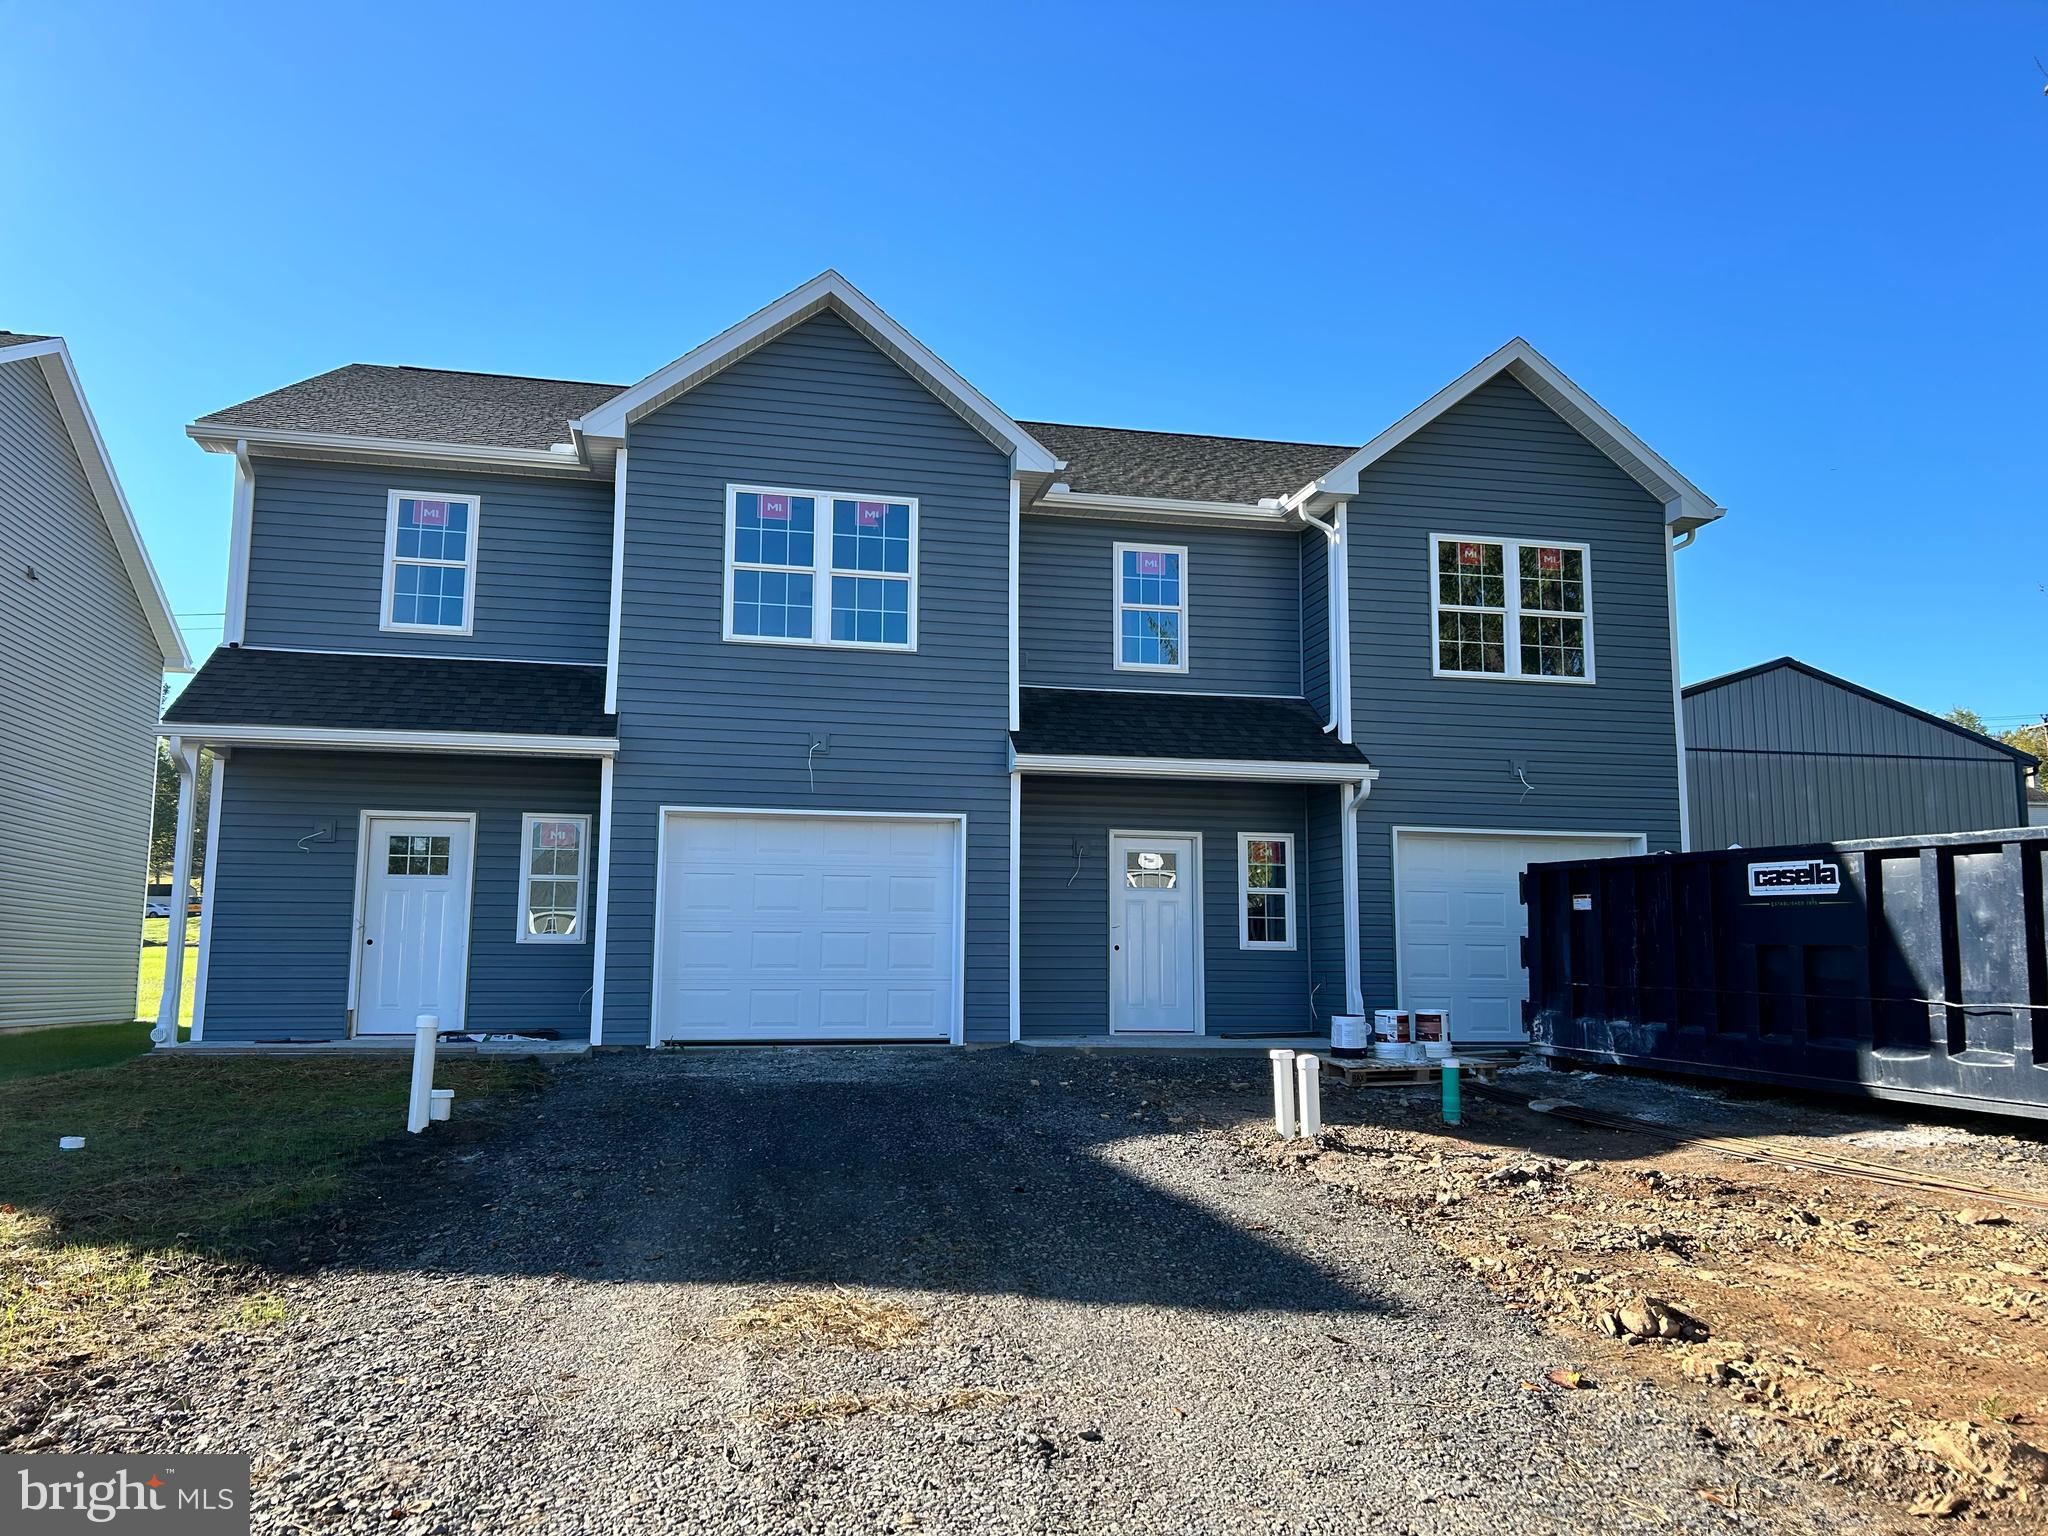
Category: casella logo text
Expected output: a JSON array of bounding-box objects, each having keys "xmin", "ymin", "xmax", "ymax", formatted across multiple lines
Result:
[{"xmin": 1746, "ymin": 858, "xmax": 1843, "ymax": 898}]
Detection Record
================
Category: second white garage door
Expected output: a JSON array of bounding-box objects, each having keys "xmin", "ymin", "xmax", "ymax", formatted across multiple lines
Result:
[
  {"xmin": 1394, "ymin": 829, "xmax": 1643, "ymax": 1044},
  {"xmin": 656, "ymin": 812, "xmax": 962, "ymax": 1043}
]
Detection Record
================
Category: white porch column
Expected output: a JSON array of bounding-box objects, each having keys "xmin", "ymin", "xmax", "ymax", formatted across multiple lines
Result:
[
  {"xmin": 1008, "ymin": 769, "xmax": 1022, "ymax": 1042},
  {"xmin": 154, "ymin": 737, "xmax": 200, "ymax": 1044},
  {"xmin": 187, "ymin": 748, "xmax": 228, "ymax": 1042},
  {"xmin": 588, "ymin": 754, "xmax": 615, "ymax": 1046},
  {"xmin": 1340, "ymin": 779, "xmax": 1365, "ymax": 1016}
]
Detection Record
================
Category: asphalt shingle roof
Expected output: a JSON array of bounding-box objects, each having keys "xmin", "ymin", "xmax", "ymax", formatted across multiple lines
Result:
[
  {"xmin": 164, "ymin": 647, "xmax": 615, "ymax": 738},
  {"xmin": 0, "ymin": 331, "xmax": 53, "ymax": 346},
  {"xmin": 1014, "ymin": 688, "xmax": 1371, "ymax": 767},
  {"xmin": 194, "ymin": 360, "xmax": 1360, "ymax": 503},
  {"xmin": 1020, "ymin": 421, "xmax": 1352, "ymax": 504},
  {"xmin": 195, "ymin": 364, "xmax": 622, "ymax": 452}
]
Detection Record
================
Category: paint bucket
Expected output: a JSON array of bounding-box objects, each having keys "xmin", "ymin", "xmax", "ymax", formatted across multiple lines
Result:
[
  {"xmin": 1370, "ymin": 1040, "xmax": 1408, "ymax": 1063},
  {"xmin": 1331, "ymin": 1015, "xmax": 1371, "ymax": 1058},
  {"xmin": 1373, "ymin": 1008, "xmax": 1410, "ymax": 1043},
  {"xmin": 1414, "ymin": 1008, "xmax": 1453, "ymax": 1060}
]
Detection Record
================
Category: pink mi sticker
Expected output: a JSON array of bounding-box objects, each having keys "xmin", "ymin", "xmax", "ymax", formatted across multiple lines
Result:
[
  {"xmin": 537, "ymin": 821, "xmax": 578, "ymax": 849},
  {"xmin": 856, "ymin": 501, "xmax": 886, "ymax": 527},
  {"xmin": 1537, "ymin": 546, "xmax": 1564, "ymax": 572},
  {"xmin": 414, "ymin": 499, "xmax": 449, "ymax": 527},
  {"xmin": 1135, "ymin": 550, "xmax": 1165, "ymax": 575},
  {"xmin": 758, "ymin": 494, "xmax": 791, "ymax": 521}
]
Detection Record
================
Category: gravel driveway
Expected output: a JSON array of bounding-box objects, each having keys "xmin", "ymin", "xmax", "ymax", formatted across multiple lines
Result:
[{"xmin": 42, "ymin": 1050, "xmax": 1857, "ymax": 1534}]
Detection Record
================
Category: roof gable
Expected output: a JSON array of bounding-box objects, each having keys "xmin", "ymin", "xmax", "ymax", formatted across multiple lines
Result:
[
  {"xmin": 0, "ymin": 335, "xmax": 189, "ymax": 669},
  {"xmin": 1292, "ymin": 339, "xmax": 1724, "ymax": 532},
  {"xmin": 571, "ymin": 271, "xmax": 1058, "ymax": 474},
  {"xmin": 1684, "ymin": 657, "xmax": 2038, "ymax": 765}
]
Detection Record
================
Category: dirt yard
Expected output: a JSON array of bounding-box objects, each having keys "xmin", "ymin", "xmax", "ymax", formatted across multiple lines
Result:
[{"xmin": 1249, "ymin": 1059, "xmax": 2048, "ymax": 1528}]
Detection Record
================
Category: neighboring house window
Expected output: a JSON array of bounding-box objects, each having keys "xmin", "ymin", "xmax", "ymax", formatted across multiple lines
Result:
[
  {"xmin": 725, "ymin": 485, "xmax": 916, "ymax": 649},
  {"xmin": 383, "ymin": 491, "xmax": 479, "ymax": 635},
  {"xmin": 1238, "ymin": 833, "xmax": 1294, "ymax": 949},
  {"xmin": 518, "ymin": 814, "xmax": 588, "ymax": 944},
  {"xmin": 1431, "ymin": 536, "xmax": 1593, "ymax": 682},
  {"xmin": 1115, "ymin": 542, "xmax": 1187, "ymax": 672}
]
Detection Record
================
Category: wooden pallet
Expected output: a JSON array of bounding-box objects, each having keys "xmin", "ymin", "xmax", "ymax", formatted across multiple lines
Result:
[{"xmin": 1319, "ymin": 1055, "xmax": 1503, "ymax": 1089}]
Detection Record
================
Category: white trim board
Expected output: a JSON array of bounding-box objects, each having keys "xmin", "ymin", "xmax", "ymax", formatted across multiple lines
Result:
[
  {"xmin": 604, "ymin": 447, "xmax": 628, "ymax": 714},
  {"xmin": 1012, "ymin": 752, "xmax": 1376, "ymax": 785},
  {"xmin": 189, "ymin": 424, "xmax": 596, "ymax": 478},
  {"xmin": 0, "ymin": 337, "xmax": 190, "ymax": 668},
  {"xmin": 1029, "ymin": 488, "xmax": 1299, "ymax": 531},
  {"xmin": 571, "ymin": 271, "xmax": 1059, "ymax": 474},
  {"xmin": 164, "ymin": 723, "xmax": 619, "ymax": 757},
  {"xmin": 649, "ymin": 805, "xmax": 970, "ymax": 1048},
  {"xmin": 1287, "ymin": 338, "xmax": 1724, "ymax": 533}
]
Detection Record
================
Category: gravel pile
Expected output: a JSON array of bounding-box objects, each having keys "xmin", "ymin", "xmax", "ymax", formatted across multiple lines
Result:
[{"xmin": 27, "ymin": 1050, "xmax": 1860, "ymax": 1533}]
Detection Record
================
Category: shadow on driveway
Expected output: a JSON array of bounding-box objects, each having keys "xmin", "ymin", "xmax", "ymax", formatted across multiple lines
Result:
[{"xmin": 370, "ymin": 1048, "xmax": 1394, "ymax": 1318}]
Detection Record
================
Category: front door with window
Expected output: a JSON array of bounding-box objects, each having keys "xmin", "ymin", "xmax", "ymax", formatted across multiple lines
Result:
[
  {"xmin": 1109, "ymin": 833, "xmax": 1200, "ymax": 1033},
  {"xmin": 357, "ymin": 816, "xmax": 473, "ymax": 1035}
]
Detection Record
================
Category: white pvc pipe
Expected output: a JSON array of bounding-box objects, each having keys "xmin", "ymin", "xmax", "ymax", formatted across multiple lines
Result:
[
  {"xmin": 1269, "ymin": 1048, "xmax": 1298, "ymax": 1138},
  {"xmin": 408, "ymin": 1014, "xmax": 439, "ymax": 1134},
  {"xmin": 1294, "ymin": 1053, "xmax": 1322, "ymax": 1138}
]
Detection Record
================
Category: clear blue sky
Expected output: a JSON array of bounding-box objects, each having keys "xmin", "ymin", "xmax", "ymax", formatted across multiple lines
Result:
[{"xmin": 5, "ymin": 2, "xmax": 2043, "ymax": 727}]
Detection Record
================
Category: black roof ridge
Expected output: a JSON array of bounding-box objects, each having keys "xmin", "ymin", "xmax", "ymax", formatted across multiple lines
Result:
[{"xmin": 1683, "ymin": 656, "xmax": 2038, "ymax": 765}]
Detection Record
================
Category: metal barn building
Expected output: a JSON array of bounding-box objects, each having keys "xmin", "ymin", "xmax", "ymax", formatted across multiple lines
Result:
[{"xmin": 1683, "ymin": 657, "xmax": 2034, "ymax": 849}]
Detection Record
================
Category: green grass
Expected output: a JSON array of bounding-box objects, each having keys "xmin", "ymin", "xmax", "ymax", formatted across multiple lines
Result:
[
  {"xmin": 0, "ymin": 1053, "xmax": 544, "ymax": 1369},
  {"xmin": 0, "ymin": 1021, "xmax": 157, "ymax": 1084},
  {"xmin": 136, "ymin": 916, "xmax": 199, "ymax": 1029}
]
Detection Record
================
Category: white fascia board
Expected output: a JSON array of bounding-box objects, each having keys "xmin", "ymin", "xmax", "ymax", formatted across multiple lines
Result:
[
  {"xmin": 164, "ymin": 722, "xmax": 619, "ymax": 757},
  {"xmin": 1011, "ymin": 751, "xmax": 1377, "ymax": 784},
  {"xmin": 1, "ymin": 338, "xmax": 191, "ymax": 669},
  {"xmin": 569, "ymin": 270, "xmax": 1059, "ymax": 473},
  {"xmin": 1028, "ymin": 488, "xmax": 1299, "ymax": 530},
  {"xmin": 187, "ymin": 423, "xmax": 597, "ymax": 478},
  {"xmin": 1285, "ymin": 339, "xmax": 1725, "ymax": 533}
]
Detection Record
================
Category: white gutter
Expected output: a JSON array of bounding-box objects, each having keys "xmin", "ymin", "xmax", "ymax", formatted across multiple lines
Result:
[
  {"xmin": 1030, "ymin": 487, "xmax": 1297, "ymax": 528},
  {"xmin": 188, "ymin": 424, "xmax": 598, "ymax": 476},
  {"xmin": 1011, "ymin": 751, "xmax": 1376, "ymax": 785},
  {"xmin": 162, "ymin": 723, "xmax": 620, "ymax": 757}
]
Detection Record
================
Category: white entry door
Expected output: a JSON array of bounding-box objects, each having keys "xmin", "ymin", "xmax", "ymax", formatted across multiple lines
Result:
[
  {"xmin": 657, "ymin": 812, "xmax": 960, "ymax": 1043},
  {"xmin": 1109, "ymin": 833, "xmax": 1201, "ymax": 1034},
  {"xmin": 357, "ymin": 816, "xmax": 474, "ymax": 1035},
  {"xmin": 1394, "ymin": 830, "xmax": 1641, "ymax": 1044}
]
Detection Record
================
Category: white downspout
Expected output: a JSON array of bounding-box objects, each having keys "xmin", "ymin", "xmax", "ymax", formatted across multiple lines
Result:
[
  {"xmin": 1667, "ymin": 518, "xmax": 1695, "ymax": 850},
  {"xmin": 1340, "ymin": 777, "xmax": 1367, "ymax": 1016},
  {"xmin": 153, "ymin": 737, "xmax": 199, "ymax": 1045}
]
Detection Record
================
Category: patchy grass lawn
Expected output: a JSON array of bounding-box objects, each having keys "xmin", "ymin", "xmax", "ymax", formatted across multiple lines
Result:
[
  {"xmin": 135, "ymin": 916, "xmax": 198, "ymax": 1028},
  {"xmin": 0, "ymin": 1054, "xmax": 543, "ymax": 1377},
  {"xmin": 0, "ymin": 1023, "xmax": 157, "ymax": 1085}
]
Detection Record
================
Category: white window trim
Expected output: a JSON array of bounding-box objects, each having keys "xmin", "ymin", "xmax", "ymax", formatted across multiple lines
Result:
[
  {"xmin": 1428, "ymin": 532, "xmax": 1595, "ymax": 685},
  {"xmin": 381, "ymin": 489, "xmax": 481, "ymax": 637},
  {"xmin": 1112, "ymin": 540, "xmax": 1190, "ymax": 674},
  {"xmin": 1237, "ymin": 831, "xmax": 1296, "ymax": 951},
  {"xmin": 515, "ymin": 812, "xmax": 591, "ymax": 946},
  {"xmin": 721, "ymin": 482, "xmax": 920, "ymax": 652}
]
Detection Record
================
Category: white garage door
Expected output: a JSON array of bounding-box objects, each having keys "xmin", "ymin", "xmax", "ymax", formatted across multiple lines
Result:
[
  {"xmin": 656, "ymin": 812, "xmax": 961, "ymax": 1043},
  {"xmin": 1395, "ymin": 830, "xmax": 1642, "ymax": 1044}
]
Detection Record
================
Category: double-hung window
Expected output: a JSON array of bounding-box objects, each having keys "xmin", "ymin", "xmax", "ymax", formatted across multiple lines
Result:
[
  {"xmin": 1114, "ymin": 541, "xmax": 1187, "ymax": 672},
  {"xmin": 725, "ymin": 485, "xmax": 916, "ymax": 649},
  {"xmin": 518, "ymin": 813, "xmax": 588, "ymax": 943},
  {"xmin": 383, "ymin": 491, "xmax": 479, "ymax": 634},
  {"xmin": 1431, "ymin": 535, "xmax": 1593, "ymax": 681},
  {"xmin": 1238, "ymin": 833, "xmax": 1294, "ymax": 950}
]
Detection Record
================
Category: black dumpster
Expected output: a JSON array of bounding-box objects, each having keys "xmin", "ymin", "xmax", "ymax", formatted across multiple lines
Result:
[{"xmin": 1522, "ymin": 826, "xmax": 2048, "ymax": 1120}]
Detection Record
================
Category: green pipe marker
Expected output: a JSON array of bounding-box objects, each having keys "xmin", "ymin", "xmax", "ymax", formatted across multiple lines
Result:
[{"xmin": 1441, "ymin": 1061, "xmax": 1462, "ymax": 1126}]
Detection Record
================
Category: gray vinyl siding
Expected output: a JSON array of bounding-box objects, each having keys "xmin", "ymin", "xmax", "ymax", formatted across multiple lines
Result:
[
  {"xmin": 1304, "ymin": 784, "xmax": 1346, "ymax": 1028},
  {"xmin": 0, "ymin": 357, "xmax": 164, "ymax": 1030},
  {"xmin": 1019, "ymin": 516, "xmax": 1304, "ymax": 695},
  {"xmin": 241, "ymin": 456, "xmax": 612, "ymax": 663},
  {"xmin": 1685, "ymin": 666, "xmax": 2028, "ymax": 847},
  {"xmin": 200, "ymin": 750, "xmax": 600, "ymax": 1042},
  {"xmin": 602, "ymin": 311, "xmax": 1013, "ymax": 1044},
  {"xmin": 1301, "ymin": 531, "xmax": 1329, "ymax": 721},
  {"xmin": 1346, "ymin": 373, "xmax": 1683, "ymax": 1009},
  {"xmin": 1019, "ymin": 778, "xmax": 1323, "ymax": 1038}
]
